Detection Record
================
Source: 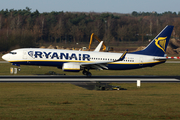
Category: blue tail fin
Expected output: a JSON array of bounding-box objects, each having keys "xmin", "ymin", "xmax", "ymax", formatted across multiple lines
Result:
[{"xmin": 131, "ymin": 25, "xmax": 174, "ymax": 56}]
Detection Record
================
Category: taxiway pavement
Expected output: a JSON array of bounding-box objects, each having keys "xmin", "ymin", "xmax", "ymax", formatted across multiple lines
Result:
[{"xmin": 0, "ymin": 75, "xmax": 179, "ymax": 82}]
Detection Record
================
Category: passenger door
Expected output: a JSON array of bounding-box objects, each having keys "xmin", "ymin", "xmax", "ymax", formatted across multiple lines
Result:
[
  {"xmin": 139, "ymin": 57, "xmax": 143, "ymax": 66},
  {"xmin": 23, "ymin": 51, "xmax": 27, "ymax": 59}
]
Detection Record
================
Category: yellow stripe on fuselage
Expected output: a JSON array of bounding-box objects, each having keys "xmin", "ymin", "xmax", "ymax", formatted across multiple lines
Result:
[{"xmin": 63, "ymin": 68, "xmax": 80, "ymax": 70}]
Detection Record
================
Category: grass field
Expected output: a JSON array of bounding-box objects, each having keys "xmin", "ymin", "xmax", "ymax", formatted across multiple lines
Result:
[
  {"xmin": 0, "ymin": 83, "xmax": 180, "ymax": 119},
  {"xmin": 0, "ymin": 62, "xmax": 180, "ymax": 76},
  {"xmin": 0, "ymin": 60, "xmax": 180, "ymax": 119}
]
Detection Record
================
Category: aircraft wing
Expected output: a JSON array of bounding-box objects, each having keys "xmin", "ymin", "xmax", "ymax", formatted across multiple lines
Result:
[{"xmin": 80, "ymin": 50, "xmax": 128, "ymax": 70}]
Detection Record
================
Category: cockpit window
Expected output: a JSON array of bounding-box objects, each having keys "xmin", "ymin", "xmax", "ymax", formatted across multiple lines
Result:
[{"xmin": 9, "ymin": 52, "xmax": 17, "ymax": 55}]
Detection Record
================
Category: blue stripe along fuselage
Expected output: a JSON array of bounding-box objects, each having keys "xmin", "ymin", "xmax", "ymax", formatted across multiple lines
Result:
[{"xmin": 11, "ymin": 60, "xmax": 165, "ymax": 70}]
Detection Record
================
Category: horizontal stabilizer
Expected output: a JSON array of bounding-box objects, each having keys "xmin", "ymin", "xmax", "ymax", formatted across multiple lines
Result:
[
  {"xmin": 154, "ymin": 56, "xmax": 180, "ymax": 60},
  {"xmin": 154, "ymin": 57, "xmax": 167, "ymax": 60}
]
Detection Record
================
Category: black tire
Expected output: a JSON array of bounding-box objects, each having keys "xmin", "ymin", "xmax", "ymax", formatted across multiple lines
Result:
[
  {"xmin": 87, "ymin": 72, "xmax": 92, "ymax": 77},
  {"xmin": 82, "ymin": 70, "xmax": 87, "ymax": 75}
]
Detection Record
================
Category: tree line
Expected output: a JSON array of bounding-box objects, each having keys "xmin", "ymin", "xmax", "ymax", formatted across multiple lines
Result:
[{"xmin": 0, "ymin": 7, "xmax": 180, "ymax": 52}]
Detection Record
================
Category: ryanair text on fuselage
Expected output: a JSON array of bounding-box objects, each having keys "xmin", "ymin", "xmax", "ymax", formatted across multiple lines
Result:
[{"xmin": 28, "ymin": 51, "xmax": 90, "ymax": 61}]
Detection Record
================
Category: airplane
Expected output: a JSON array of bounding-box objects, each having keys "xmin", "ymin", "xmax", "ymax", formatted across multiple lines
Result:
[{"xmin": 2, "ymin": 25, "xmax": 174, "ymax": 77}]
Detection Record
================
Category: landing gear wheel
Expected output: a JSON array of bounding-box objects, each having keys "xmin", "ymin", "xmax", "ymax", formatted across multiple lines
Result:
[
  {"xmin": 18, "ymin": 68, "xmax": 21, "ymax": 71},
  {"xmin": 82, "ymin": 70, "xmax": 87, "ymax": 75},
  {"xmin": 82, "ymin": 69, "xmax": 92, "ymax": 77},
  {"xmin": 87, "ymin": 72, "xmax": 92, "ymax": 77}
]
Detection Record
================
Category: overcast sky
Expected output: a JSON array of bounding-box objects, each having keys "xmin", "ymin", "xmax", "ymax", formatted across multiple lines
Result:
[{"xmin": 1, "ymin": 0, "xmax": 180, "ymax": 14}]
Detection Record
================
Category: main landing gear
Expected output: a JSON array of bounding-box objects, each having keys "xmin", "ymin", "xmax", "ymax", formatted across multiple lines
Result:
[{"xmin": 82, "ymin": 69, "xmax": 92, "ymax": 77}]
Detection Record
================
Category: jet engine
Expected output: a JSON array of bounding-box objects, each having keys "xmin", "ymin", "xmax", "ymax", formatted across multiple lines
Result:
[{"xmin": 62, "ymin": 63, "xmax": 80, "ymax": 72}]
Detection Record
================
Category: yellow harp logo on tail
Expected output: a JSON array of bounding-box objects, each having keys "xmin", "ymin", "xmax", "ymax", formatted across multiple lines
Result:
[{"xmin": 155, "ymin": 37, "xmax": 167, "ymax": 52}]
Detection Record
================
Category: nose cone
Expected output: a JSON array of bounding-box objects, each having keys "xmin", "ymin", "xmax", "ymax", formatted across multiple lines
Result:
[{"xmin": 2, "ymin": 54, "xmax": 9, "ymax": 61}]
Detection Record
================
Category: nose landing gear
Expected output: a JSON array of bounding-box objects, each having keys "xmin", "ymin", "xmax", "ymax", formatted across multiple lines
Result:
[
  {"xmin": 18, "ymin": 68, "xmax": 21, "ymax": 71},
  {"xmin": 10, "ymin": 67, "xmax": 21, "ymax": 74}
]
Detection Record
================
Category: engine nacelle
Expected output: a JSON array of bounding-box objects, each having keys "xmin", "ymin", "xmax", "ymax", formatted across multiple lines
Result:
[{"xmin": 62, "ymin": 63, "xmax": 80, "ymax": 72}]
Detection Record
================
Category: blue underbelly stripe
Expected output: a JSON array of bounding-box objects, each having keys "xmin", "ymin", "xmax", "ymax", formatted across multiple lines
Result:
[{"xmin": 11, "ymin": 61, "xmax": 164, "ymax": 70}]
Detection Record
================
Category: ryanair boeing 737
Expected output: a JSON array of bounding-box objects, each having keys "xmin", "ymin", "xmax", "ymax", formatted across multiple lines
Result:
[{"xmin": 2, "ymin": 25, "xmax": 174, "ymax": 76}]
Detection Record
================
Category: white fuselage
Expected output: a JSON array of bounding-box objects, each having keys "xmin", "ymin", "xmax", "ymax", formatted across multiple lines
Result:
[{"xmin": 2, "ymin": 48, "xmax": 165, "ymax": 70}]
